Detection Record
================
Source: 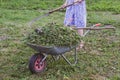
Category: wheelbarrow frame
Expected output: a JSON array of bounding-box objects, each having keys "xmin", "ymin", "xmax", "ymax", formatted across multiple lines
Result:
[{"xmin": 27, "ymin": 43, "xmax": 78, "ymax": 66}]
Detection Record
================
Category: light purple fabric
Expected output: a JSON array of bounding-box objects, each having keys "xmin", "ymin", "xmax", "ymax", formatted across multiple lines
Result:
[{"xmin": 64, "ymin": 0, "xmax": 87, "ymax": 28}]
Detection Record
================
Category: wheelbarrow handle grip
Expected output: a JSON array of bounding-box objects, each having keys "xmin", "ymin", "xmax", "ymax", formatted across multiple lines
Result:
[{"xmin": 48, "ymin": 0, "xmax": 83, "ymax": 14}]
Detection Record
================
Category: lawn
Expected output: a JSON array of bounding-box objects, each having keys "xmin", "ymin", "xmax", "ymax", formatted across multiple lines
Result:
[{"xmin": 0, "ymin": 0, "xmax": 120, "ymax": 80}]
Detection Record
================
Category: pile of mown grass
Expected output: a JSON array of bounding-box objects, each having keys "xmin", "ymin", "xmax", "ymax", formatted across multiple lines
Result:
[{"xmin": 25, "ymin": 23, "xmax": 81, "ymax": 47}]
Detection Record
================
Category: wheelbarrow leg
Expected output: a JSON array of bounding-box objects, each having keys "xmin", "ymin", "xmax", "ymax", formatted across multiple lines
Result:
[
  {"xmin": 74, "ymin": 48, "xmax": 77, "ymax": 64},
  {"xmin": 39, "ymin": 54, "xmax": 47, "ymax": 65},
  {"xmin": 61, "ymin": 48, "xmax": 77, "ymax": 65},
  {"xmin": 51, "ymin": 55, "xmax": 56, "ymax": 61},
  {"xmin": 51, "ymin": 55, "xmax": 60, "ymax": 61}
]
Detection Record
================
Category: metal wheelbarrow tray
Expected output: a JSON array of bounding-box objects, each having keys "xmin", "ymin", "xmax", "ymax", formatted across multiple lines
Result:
[{"xmin": 27, "ymin": 43, "xmax": 78, "ymax": 74}]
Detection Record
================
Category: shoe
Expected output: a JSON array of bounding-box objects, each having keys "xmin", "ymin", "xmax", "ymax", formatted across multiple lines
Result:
[
  {"xmin": 76, "ymin": 46, "xmax": 80, "ymax": 51},
  {"xmin": 79, "ymin": 42, "xmax": 84, "ymax": 49},
  {"xmin": 76, "ymin": 42, "xmax": 84, "ymax": 51}
]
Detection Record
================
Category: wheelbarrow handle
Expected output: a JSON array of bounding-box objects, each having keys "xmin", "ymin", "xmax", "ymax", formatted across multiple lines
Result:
[
  {"xmin": 74, "ymin": 27, "xmax": 115, "ymax": 30},
  {"xmin": 73, "ymin": 23, "xmax": 115, "ymax": 36},
  {"xmin": 48, "ymin": 0, "xmax": 83, "ymax": 14}
]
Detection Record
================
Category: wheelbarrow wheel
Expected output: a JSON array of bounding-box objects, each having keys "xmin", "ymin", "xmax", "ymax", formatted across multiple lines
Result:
[{"xmin": 29, "ymin": 53, "xmax": 46, "ymax": 74}]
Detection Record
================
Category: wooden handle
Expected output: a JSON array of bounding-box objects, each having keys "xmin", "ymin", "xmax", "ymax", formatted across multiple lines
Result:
[
  {"xmin": 48, "ymin": 1, "xmax": 82, "ymax": 14},
  {"xmin": 74, "ymin": 27, "xmax": 115, "ymax": 30}
]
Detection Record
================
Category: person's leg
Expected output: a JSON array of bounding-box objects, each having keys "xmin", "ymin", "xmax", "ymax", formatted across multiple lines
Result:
[
  {"xmin": 77, "ymin": 29, "xmax": 84, "ymax": 36},
  {"xmin": 77, "ymin": 29, "xmax": 84, "ymax": 49},
  {"xmin": 76, "ymin": 17, "xmax": 86, "ymax": 50}
]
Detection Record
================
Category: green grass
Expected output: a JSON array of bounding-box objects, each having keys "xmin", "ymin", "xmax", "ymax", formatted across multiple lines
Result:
[
  {"xmin": 0, "ymin": 0, "xmax": 63, "ymax": 10},
  {"xmin": 87, "ymin": 0, "xmax": 120, "ymax": 14},
  {"xmin": 0, "ymin": 9, "xmax": 120, "ymax": 80},
  {"xmin": 0, "ymin": 0, "xmax": 120, "ymax": 80},
  {"xmin": 0, "ymin": 0, "xmax": 120, "ymax": 13}
]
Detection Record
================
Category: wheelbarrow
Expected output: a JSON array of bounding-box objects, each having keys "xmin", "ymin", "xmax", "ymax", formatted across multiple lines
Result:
[
  {"xmin": 27, "ymin": 24, "xmax": 115, "ymax": 74},
  {"xmin": 27, "ymin": 43, "xmax": 78, "ymax": 73}
]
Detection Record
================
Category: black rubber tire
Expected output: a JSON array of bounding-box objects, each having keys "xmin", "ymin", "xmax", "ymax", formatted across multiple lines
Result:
[{"xmin": 29, "ymin": 53, "xmax": 46, "ymax": 74}]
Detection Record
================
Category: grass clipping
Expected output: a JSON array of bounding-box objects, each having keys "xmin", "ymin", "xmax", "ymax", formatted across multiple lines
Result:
[{"xmin": 26, "ymin": 23, "xmax": 81, "ymax": 47}]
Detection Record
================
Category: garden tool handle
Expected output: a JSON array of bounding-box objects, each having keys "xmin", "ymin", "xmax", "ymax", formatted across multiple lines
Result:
[
  {"xmin": 48, "ymin": 7, "xmax": 64, "ymax": 14},
  {"xmin": 74, "ymin": 27, "xmax": 115, "ymax": 30},
  {"xmin": 48, "ymin": 0, "xmax": 83, "ymax": 14}
]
